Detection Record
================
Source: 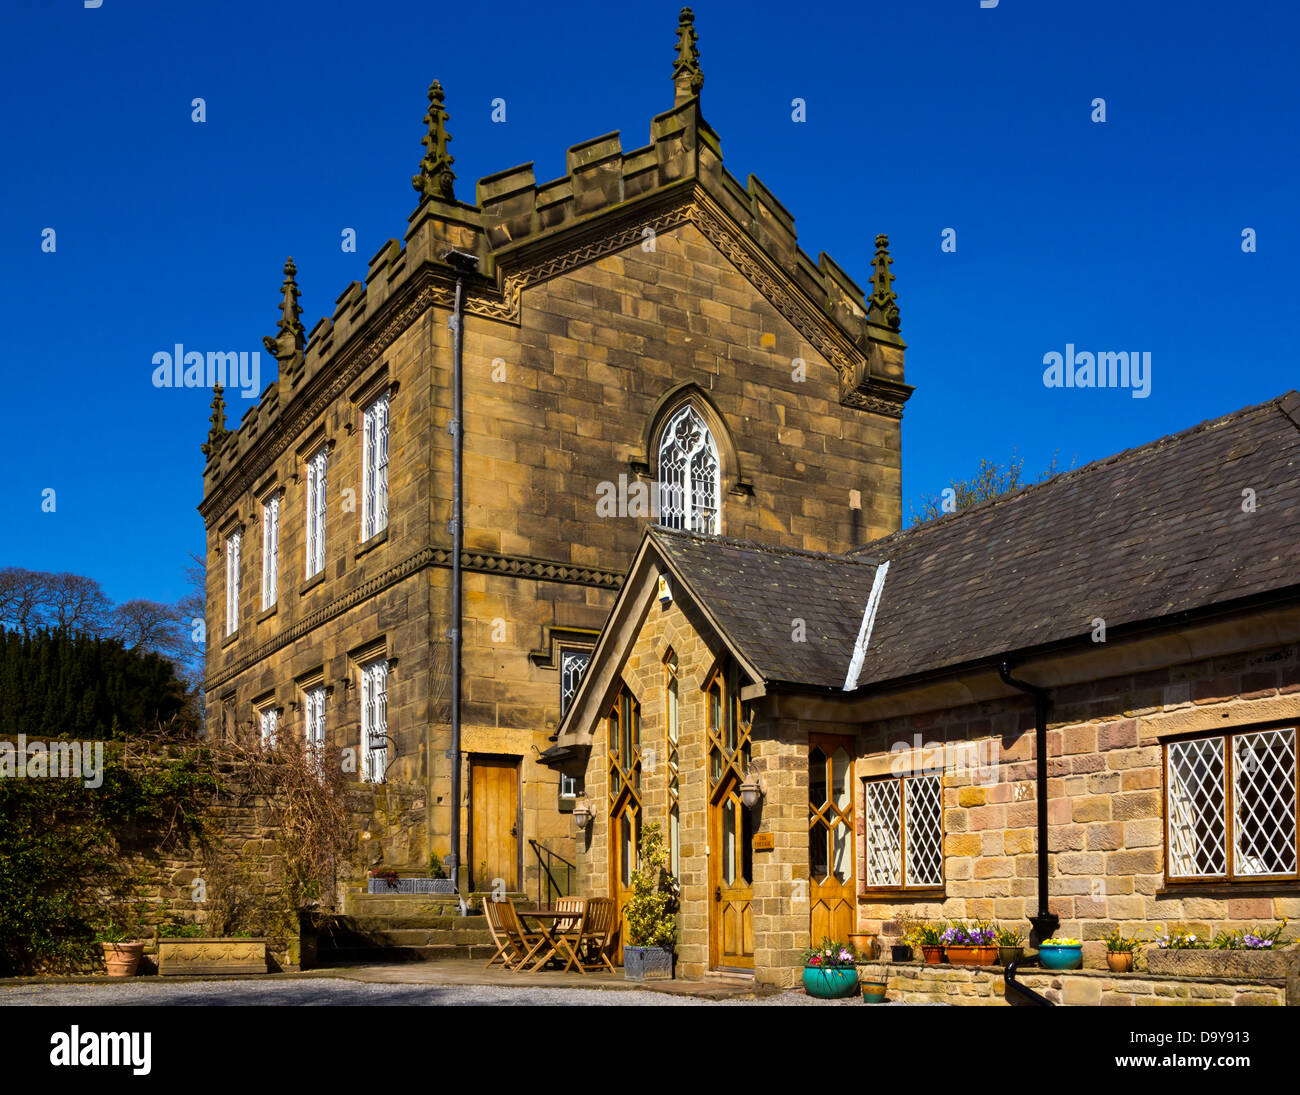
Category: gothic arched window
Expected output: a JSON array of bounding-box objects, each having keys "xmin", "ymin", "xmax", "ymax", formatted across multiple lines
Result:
[{"xmin": 657, "ymin": 404, "xmax": 720, "ymax": 533}]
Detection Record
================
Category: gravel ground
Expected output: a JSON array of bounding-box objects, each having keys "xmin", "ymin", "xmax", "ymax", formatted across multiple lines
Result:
[{"xmin": 0, "ymin": 978, "xmax": 913, "ymax": 1007}]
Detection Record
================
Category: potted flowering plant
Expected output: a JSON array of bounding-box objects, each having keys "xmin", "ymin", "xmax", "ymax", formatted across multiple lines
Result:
[
  {"xmin": 910, "ymin": 922, "xmax": 946, "ymax": 965},
  {"xmin": 1103, "ymin": 928, "xmax": 1145, "ymax": 972},
  {"xmin": 996, "ymin": 926, "xmax": 1024, "ymax": 965},
  {"xmin": 801, "ymin": 938, "xmax": 861, "ymax": 999},
  {"xmin": 941, "ymin": 921, "xmax": 998, "ymax": 966},
  {"xmin": 96, "ymin": 926, "xmax": 145, "ymax": 978},
  {"xmin": 1037, "ymin": 937, "xmax": 1083, "ymax": 970},
  {"xmin": 1148, "ymin": 920, "xmax": 1293, "ymax": 978}
]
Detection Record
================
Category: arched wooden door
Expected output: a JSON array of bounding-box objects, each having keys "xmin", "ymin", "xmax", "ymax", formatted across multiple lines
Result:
[
  {"xmin": 607, "ymin": 688, "xmax": 641, "ymax": 961},
  {"xmin": 707, "ymin": 665, "xmax": 754, "ymax": 970},
  {"xmin": 809, "ymin": 735, "xmax": 855, "ymax": 944}
]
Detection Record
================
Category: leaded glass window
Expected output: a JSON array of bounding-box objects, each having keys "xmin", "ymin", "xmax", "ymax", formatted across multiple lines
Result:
[
  {"xmin": 361, "ymin": 660, "xmax": 389, "ymax": 784},
  {"xmin": 305, "ymin": 447, "xmax": 327, "ymax": 579},
  {"xmin": 560, "ymin": 649, "xmax": 591, "ymax": 715},
  {"xmin": 657, "ymin": 404, "xmax": 720, "ymax": 533},
  {"xmin": 862, "ymin": 773, "xmax": 943, "ymax": 890},
  {"xmin": 362, "ymin": 393, "xmax": 390, "ymax": 540}
]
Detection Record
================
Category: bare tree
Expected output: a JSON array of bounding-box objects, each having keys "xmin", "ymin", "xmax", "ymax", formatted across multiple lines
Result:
[
  {"xmin": 111, "ymin": 599, "xmax": 187, "ymax": 655},
  {"xmin": 42, "ymin": 573, "xmax": 113, "ymax": 635},
  {"xmin": 0, "ymin": 568, "xmax": 50, "ymax": 629}
]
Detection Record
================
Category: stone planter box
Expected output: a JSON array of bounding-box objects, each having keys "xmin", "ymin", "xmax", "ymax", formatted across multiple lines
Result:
[
  {"xmin": 366, "ymin": 877, "xmax": 456, "ymax": 895},
  {"xmin": 1146, "ymin": 948, "xmax": 1296, "ymax": 980},
  {"xmin": 158, "ymin": 938, "xmax": 270, "ymax": 976}
]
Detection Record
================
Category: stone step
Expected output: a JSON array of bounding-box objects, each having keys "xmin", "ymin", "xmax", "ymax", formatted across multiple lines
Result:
[
  {"xmin": 318, "ymin": 914, "xmax": 489, "ymax": 933},
  {"xmin": 313, "ymin": 943, "xmax": 498, "ymax": 966}
]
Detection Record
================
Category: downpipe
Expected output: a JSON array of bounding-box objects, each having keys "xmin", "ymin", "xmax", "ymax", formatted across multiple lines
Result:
[
  {"xmin": 999, "ymin": 661, "xmax": 1061, "ymax": 947},
  {"xmin": 445, "ymin": 249, "xmax": 479, "ymax": 913}
]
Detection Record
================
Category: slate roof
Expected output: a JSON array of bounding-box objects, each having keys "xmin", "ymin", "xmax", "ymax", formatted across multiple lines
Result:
[
  {"xmin": 651, "ymin": 531, "xmax": 880, "ymax": 690},
  {"xmin": 652, "ymin": 391, "xmax": 1300, "ymax": 692}
]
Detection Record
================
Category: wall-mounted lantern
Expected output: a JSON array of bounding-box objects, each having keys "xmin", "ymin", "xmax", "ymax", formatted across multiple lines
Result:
[
  {"xmin": 572, "ymin": 799, "xmax": 594, "ymax": 833},
  {"xmin": 740, "ymin": 769, "xmax": 765, "ymax": 810}
]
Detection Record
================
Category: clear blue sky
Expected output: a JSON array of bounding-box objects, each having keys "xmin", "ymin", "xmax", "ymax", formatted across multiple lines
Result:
[{"xmin": 1, "ymin": 0, "xmax": 1295, "ymax": 606}]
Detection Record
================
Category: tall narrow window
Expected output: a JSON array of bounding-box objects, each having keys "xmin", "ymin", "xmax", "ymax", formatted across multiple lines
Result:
[
  {"xmin": 362, "ymin": 393, "xmax": 390, "ymax": 540},
  {"xmin": 665, "ymin": 651, "xmax": 680, "ymax": 878},
  {"xmin": 261, "ymin": 494, "xmax": 280, "ymax": 610},
  {"xmin": 259, "ymin": 705, "xmax": 278, "ymax": 749},
  {"xmin": 361, "ymin": 659, "xmax": 389, "ymax": 783},
  {"xmin": 657, "ymin": 404, "xmax": 720, "ymax": 533},
  {"xmin": 305, "ymin": 447, "xmax": 327, "ymax": 579},
  {"xmin": 560, "ymin": 649, "xmax": 591, "ymax": 715},
  {"xmin": 225, "ymin": 531, "xmax": 241, "ymax": 635},
  {"xmin": 608, "ymin": 686, "xmax": 642, "ymax": 892},
  {"xmin": 304, "ymin": 684, "xmax": 326, "ymax": 772}
]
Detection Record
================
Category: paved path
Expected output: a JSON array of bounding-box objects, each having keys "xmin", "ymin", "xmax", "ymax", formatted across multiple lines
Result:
[{"xmin": 0, "ymin": 977, "xmax": 885, "ymax": 1006}]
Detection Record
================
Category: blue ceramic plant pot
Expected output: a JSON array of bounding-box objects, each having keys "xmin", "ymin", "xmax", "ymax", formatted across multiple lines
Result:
[
  {"xmin": 1037, "ymin": 944, "xmax": 1083, "ymax": 970},
  {"xmin": 802, "ymin": 965, "xmax": 860, "ymax": 999},
  {"xmin": 860, "ymin": 980, "xmax": 888, "ymax": 1003}
]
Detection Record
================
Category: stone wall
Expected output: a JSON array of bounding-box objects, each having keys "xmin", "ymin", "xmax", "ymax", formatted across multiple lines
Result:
[
  {"xmin": 847, "ymin": 641, "xmax": 1300, "ymax": 966},
  {"xmin": 858, "ymin": 961, "xmax": 1287, "ymax": 1006}
]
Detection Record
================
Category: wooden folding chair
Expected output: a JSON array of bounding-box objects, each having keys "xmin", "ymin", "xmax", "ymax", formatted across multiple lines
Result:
[
  {"xmin": 483, "ymin": 895, "xmax": 524, "ymax": 970},
  {"xmin": 551, "ymin": 897, "xmax": 589, "ymax": 974},
  {"xmin": 574, "ymin": 896, "xmax": 618, "ymax": 973},
  {"xmin": 500, "ymin": 899, "xmax": 550, "ymax": 971}
]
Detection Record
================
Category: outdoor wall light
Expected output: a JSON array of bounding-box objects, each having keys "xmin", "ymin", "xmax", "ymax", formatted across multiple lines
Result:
[
  {"xmin": 739, "ymin": 771, "xmax": 765, "ymax": 810},
  {"xmin": 572, "ymin": 800, "xmax": 593, "ymax": 832}
]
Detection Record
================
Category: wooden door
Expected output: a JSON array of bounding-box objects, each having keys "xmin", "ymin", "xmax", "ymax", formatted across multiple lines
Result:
[
  {"xmin": 707, "ymin": 663, "xmax": 754, "ymax": 970},
  {"xmin": 607, "ymin": 688, "xmax": 642, "ymax": 962},
  {"xmin": 809, "ymin": 735, "xmax": 855, "ymax": 944},
  {"xmin": 710, "ymin": 773, "xmax": 754, "ymax": 969},
  {"xmin": 471, "ymin": 756, "xmax": 519, "ymax": 892}
]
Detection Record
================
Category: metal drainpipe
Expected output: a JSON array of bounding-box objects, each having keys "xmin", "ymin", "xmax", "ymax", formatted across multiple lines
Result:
[
  {"xmin": 444, "ymin": 249, "xmax": 479, "ymax": 902},
  {"xmin": 999, "ymin": 662, "xmax": 1061, "ymax": 947}
]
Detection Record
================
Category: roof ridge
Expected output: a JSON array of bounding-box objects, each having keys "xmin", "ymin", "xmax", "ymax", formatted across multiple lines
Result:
[
  {"xmin": 853, "ymin": 390, "xmax": 1299, "ymax": 555},
  {"xmin": 649, "ymin": 526, "xmax": 881, "ymax": 566}
]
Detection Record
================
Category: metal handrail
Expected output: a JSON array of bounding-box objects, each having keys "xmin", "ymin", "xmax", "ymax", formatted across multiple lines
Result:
[{"xmin": 528, "ymin": 839, "xmax": 575, "ymax": 908}]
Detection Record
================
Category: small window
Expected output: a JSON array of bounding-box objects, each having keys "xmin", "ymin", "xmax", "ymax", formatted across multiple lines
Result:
[
  {"xmin": 362, "ymin": 393, "xmax": 390, "ymax": 540},
  {"xmin": 258, "ymin": 704, "xmax": 278, "ymax": 749},
  {"xmin": 361, "ymin": 659, "xmax": 389, "ymax": 784},
  {"xmin": 559, "ymin": 649, "xmax": 591, "ymax": 715},
  {"xmin": 304, "ymin": 685, "xmax": 326, "ymax": 752},
  {"xmin": 225, "ymin": 531, "xmax": 241, "ymax": 635},
  {"xmin": 862, "ymin": 773, "xmax": 943, "ymax": 890},
  {"xmin": 560, "ymin": 773, "xmax": 581, "ymax": 799},
  {"xmin": 305, "ymin": 447, "xmax": 328, "ymax": 579},
  {"xmin": 1166, "ymin": 726, "xmax": 1298, "ymax": 882},
  {"xmin": 261, "ymin": 494, "xmax": 280, "ymax": 610}
]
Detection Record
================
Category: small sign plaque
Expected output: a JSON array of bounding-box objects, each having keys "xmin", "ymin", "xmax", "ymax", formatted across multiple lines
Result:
[{"xmin": 753, "ymin": 832, "xmax": 775, "ymax": 851}]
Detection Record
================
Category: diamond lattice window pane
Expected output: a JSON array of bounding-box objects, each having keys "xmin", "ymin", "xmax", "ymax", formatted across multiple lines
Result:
[
  {"xmin": 905, "ymin": 775, "xmax": 944, "ymax": 886},
  {"xmin": 864, "ymin": 780, "xmax": 901, "ymax": 886},
  {"xmin": 1167, "ymin": 737, "xmax": 1227, "ymax": 877},
  {"xmin": 1233, "ymin": 728, "xmax": 1297, "ymax": 876}
]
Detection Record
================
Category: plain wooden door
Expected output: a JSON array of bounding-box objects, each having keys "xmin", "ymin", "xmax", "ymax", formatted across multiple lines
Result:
[{"xmin": 471, "ymin": 756, "xmax": 519, "ymax": 892}]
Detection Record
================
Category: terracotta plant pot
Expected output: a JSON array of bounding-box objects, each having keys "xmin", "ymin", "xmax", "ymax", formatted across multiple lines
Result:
[
  {"xmin": 946, "ymin": 944, "xmax": 998, "ymax": 967},
  {"xmin": 921, "ymin": 945, "xmax": 944, "ymax": 965},
  {"xmin": 102, "ymin": 941, "xmax": 144, "ymax": 978},
  {"xmin": 1107, "ymin": 950, "xmax": 1135, "ymax": 973},
  {"xmin": 848, "ymin": 933, "xmax": 878, "ymax": 959}
]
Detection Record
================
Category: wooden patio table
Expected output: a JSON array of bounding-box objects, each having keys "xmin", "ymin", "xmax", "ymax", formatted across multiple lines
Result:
[{"xmin": 515, "ymin": 909, "xmax": 566, "ymax": 972}]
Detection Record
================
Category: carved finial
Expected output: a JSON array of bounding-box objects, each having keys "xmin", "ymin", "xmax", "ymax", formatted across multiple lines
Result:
[
  {"xmin": 201, "ymin": 383, "xmax": 229, "ymax": 459},
  {"xmin": 263, "ymin": 256, "xmax": 307, "ymax": 385},
  {"xmin": 673, "ymin": 8, "xmax": 704, "ymax": 106},
  {"xmin": 412, "ymin": 79, "xmax": 456, "ymax": 201},
  {"xmin": 868, "ymin": 234, "xmax": 901, "ymax": 331}
]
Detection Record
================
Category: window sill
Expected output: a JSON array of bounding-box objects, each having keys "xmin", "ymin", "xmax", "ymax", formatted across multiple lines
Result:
[
  {"xmin": 1157, "ymin": 880, "xmax": 1300, "ymax": 896},
  {"xmin": 257, "ymin": 604, "xmax": 278, "ymax": 625},
  {"xmin": 355, "ymin": 527, "xmax": 388, "ymax": 559},
  {"xmin": 221, "ymin": 630, "xmax": 239, "ymax": 649},
  {"xmin": 858, "ymin": 888, "xmax": 946, "ymax": 902},
  {"xmin": 300, "ymin": 571, "xmax": 326, "ymax": 596}
]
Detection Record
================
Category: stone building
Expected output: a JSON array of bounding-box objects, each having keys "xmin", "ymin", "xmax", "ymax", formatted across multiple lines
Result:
[
  {"xmin": 198, "ymin": 9, "xmax": 912, "ymax": 898},
  {"xmin": 553, "ymin": 392, "xmax": 1300, "ymax": 991}
]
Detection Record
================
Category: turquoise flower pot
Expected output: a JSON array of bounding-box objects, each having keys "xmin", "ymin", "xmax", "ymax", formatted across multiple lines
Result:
[
  {"xmin": 802, "ymin": 965, "xmax": 860, "ymax": 999},
  {"xmin": 1037, "ymin": 944, "xmax": 1083, "ymax": 970}
]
